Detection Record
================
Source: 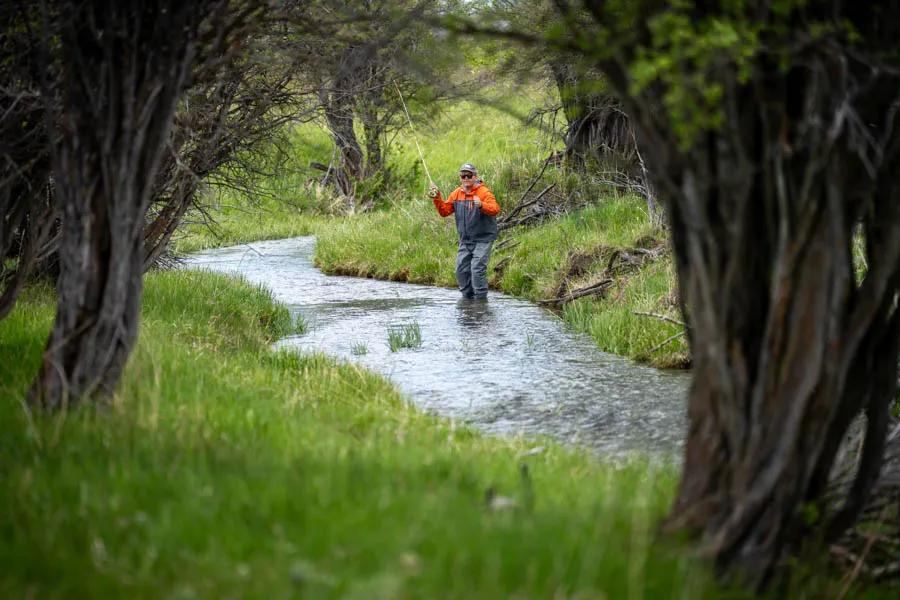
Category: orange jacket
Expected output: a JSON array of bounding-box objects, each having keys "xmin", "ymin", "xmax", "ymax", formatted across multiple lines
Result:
[
  {"xmin": 433, "ymin": 181, "xmax": 500, "ymax": 217},
  {"xmin": 433, "ymin": 181, "xmax": 500, "ymax": 242}
]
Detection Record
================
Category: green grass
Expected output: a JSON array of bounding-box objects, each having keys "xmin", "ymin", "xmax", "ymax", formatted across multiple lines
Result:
[
  {"xmin": 172, "ymin": 86, "xmax": 553, "ymax": 254},
  {"xmin": 387, "ymin": 323, "xmax": 423, "ymax": 352},
  {"xmin": 0, "ymin": 273, "xmax": 738, "ymax": 599},
  {"xmin": 171, "ymin": 198, "xmax": 321, "ymax": 254}
]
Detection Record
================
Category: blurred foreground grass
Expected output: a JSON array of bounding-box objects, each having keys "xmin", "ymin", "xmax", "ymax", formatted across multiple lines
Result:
[{"xmin": 1, "ymin": 271, "xmax": 723, "ymax": 598}]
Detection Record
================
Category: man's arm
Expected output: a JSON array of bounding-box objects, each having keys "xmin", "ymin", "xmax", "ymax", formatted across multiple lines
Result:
[
  {"xmin": 432, "ymin": 186, "xmax": 455, "ymax": 217},
  {"xmin": 478, "ymin": 187, "xmax": 500, "ymax": 216}
]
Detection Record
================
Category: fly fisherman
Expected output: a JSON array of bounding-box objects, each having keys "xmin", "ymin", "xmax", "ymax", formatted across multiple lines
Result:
[{"xmin": 429, "ymin": 163, "xmax": 501, "ymax": 300}]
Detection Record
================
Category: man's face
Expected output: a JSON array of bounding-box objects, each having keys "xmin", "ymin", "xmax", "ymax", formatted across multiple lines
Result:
[{"xmin": 459, "ymin": 170, "xmax": 475, "ymax": 191}]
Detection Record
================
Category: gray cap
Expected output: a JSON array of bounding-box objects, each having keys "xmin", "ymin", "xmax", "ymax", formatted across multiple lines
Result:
[{"xmin": 458, "ymin": 163, "xmax": 477, "ymax": 174}]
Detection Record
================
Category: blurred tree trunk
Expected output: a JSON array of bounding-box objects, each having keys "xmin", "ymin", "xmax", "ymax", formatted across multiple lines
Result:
[
  {"xmin": 30, "ymin": 0, "xmax": 221, "ymax": 408},
  {"xmin": 590, "ymin": 18, "xmax": 900, "ymax": 588}
]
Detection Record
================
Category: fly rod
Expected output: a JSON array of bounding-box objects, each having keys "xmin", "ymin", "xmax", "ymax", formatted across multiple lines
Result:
[{"xmin": 395, "ymin": 81, "xmax": 438, "ymax": 197}]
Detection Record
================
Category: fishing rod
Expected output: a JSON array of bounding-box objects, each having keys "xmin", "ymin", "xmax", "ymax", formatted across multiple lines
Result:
[{"xmin": 394, "ymin": 81, "xmax": 438, "ymax": 197}]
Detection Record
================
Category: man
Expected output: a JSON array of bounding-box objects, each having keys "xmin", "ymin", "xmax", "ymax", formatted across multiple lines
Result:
[{"xmin": 430, "ymin": 163, "xmax": 501, "ymax": 300}]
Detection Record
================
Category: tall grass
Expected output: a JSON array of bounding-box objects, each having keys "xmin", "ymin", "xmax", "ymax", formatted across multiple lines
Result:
[{"xmin": 0, "ymin": 273, "xmax": 744, "ymax": 598}]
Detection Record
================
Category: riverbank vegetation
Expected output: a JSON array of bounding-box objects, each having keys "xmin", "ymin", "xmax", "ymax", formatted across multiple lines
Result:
[{"xmin": 1, "ymin": 273, "xmax": 724, "ymax": 597}]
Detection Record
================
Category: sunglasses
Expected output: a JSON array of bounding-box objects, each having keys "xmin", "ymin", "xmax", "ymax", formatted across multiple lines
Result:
[{"xmin": 459, "ymin": 172, "xmax": 475, "ymax": 179}]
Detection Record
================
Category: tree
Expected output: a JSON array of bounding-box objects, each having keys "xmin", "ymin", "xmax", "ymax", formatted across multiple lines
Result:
[
  {"xmin": 284, "ymin": 0, "xmax": 449, "ymax": 209},
  {"xmin": 548, "ymin": 61, "xmax": 635, "ymax": 166},
  {"xmin": 538, "ymin": 0, "xmax": 900, "ymax": 587},
  {"xmin": 468, "ymin": 1, "xmax": 655, "ymax": 216},
  {"xmin": 0, "ymin": 3, "xmax": 58, "ymax": 321},
  {"xmin": 29, "ymin": 0, "xmax": 256, "ymax": 408},
  {"xmin": 143, "ymin": 19, "xmax": 311, "ymax": 270}
]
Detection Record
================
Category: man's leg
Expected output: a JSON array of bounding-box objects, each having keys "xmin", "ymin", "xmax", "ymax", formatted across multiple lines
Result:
[
  {"xmin": 455, "ymin": 242, "xmax": 475, "ymax": 298},
  {"xmin": 471, "ymin": 241, "xmax": 493, "ymax": 299}
]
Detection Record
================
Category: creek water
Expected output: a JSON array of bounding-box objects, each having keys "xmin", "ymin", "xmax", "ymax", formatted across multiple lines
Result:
[{"xmin": 187, "ymin": 236, "xmax": 689, "ymax": 458}]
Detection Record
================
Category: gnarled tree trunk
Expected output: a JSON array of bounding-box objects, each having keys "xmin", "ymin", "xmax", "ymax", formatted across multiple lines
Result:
[
  {"xmin": 548, "ymin": 0, "xmax": 900, "ymax": 583},
  {"xmin": 617, "ymin": 45, "xmax": 900, "ymax": 587},
  {"xmin": 549, "ymin": 61, "xmax": 635, "ymax": 166},
  {"xmin": 30, "ymin": 1, "xmax": 218, "ymax": 408},
  {"xmin": 319, "ymin": 46, "xmax": 366, "ymax": 208}
]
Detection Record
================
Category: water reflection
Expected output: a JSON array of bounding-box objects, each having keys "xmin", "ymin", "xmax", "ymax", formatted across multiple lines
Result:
[
  {"xmin": 187, "ymin": 237, "xmax": 690, "ymax": 459},
  {"xmin": 456, "ymin": 298, "xmax": 494, "ymax": 332}
]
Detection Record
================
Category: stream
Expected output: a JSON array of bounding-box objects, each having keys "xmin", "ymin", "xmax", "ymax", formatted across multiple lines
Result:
[{"xmin": 187, "ymin": 236, "xmax": 690, "ymax": 458}]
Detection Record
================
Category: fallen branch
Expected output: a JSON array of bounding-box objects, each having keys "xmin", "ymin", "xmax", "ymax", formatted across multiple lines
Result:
[
  {"xmin": 537, "ymin": 279, "xmax": 613, "ymax": 305},
  {"xmin": 499, "ymin": 183, "xmax": 556, "ymax": 230},
  {"xmin": 642, "ymin": 330, "xmax": 685, "ymax": 356},
  {"xmin": 491, "ymin": 256, "xmax": 511, "ymax": 277},
  {"xmin": 632, "ymin": 311, "xmax": 686, "ymax": 328},
  {"xmin": 494, "ymin": 237, "xmax": 520, "ymax": 253},
  {"xmin": 539, "ymin": 242, "xmax": 668, "ymax": 307}
]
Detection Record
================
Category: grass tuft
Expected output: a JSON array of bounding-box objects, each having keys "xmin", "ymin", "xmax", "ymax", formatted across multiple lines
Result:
[{"xmin": 387, "ymin": 322, "xmax": 422, "ymax": 352}]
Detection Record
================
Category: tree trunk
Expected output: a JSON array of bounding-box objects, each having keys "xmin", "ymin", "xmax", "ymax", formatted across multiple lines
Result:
[
  {"xmin": 30, "ymin": 1, "xmax": 212, "ymax": 408},
  {"xmin": 0, "ymin": 184, "xmax": 57, "ymax": 321},
  {"xmin": 616, "ymin": 55, "xmax": 900, "ymax": 586},
  {"xmin": 320, "ymin": 47, "xmax": 365, "ymax": 208},
  {"xmin": 143, "ymin": 176, "xmax": 199, "ymax": 271},
  {"xmin": 359, "ymin": 64, "xmax": 387, "ymax": 182},
  {"xmin": 549, "ymin": 61, "xmax": 635, "ymax": 166},
  {"xmin": 545, "ymin": 0, "xmax": 900, "ymax": 587}
]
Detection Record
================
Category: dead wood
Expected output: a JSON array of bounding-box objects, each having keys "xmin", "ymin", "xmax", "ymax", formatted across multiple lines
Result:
[
  {"xmin": 538, "ymin": 241, "xmax": 666, "ymax": 306},
  {"xmin": 632, "ymin": 311, "xmax": 687, "ymax": 328},
  {"xmin": 498, "ymin": 183, "xmax": 557, "ymax": 231},
  {"xmin": 537, "ymin": 279, "xmax": 613, "ymax": 305}
]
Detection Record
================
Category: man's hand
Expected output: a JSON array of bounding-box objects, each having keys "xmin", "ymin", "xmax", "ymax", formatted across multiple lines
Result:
[
  {"xmin": 473, "ymin": 198, "xmax": 482, "ymax": 210},
  {"xmin": 428, "ymin": 184, "xmax": 440, "ymax": 199}
]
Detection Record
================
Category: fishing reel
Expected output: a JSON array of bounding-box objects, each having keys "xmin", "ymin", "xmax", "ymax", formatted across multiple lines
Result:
[{"xmin": 427, "ymin": 184, "xmax": 439, "ymax": 199}]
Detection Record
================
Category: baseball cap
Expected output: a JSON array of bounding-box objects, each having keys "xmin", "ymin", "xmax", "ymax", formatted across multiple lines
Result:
[{"xmin": 458, "ymin": 163, "xmax": 477, "ymax": 174}]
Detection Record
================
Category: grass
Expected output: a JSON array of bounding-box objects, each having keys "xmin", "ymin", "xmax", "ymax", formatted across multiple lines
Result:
[
  {"xmin": 1, "ymin": 69, "xmax": 889, "ymax": 600},
  {"xmin": 0, "ymin": 273, "xmax": 737, "ymax": 598},
  {"xmin": 387, "ymin": 323, "xmax": 423, "ymax": 352},
  {"xmin": 171, "ymin": 197, "xmax": 321, "ymax": 254}
]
